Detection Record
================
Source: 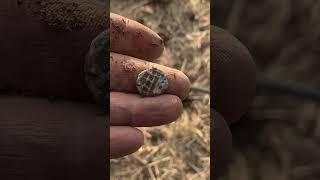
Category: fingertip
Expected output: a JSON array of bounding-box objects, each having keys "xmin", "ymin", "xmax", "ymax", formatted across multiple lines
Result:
[
  {"xmin": 131, "ymin": 95, "xmax": 183, "ymax": 126},
  {"xmin": 166, "ymin": 95, "xmax": 183, "ymax": 122},
  {"xmin": 167, "ymin": 70, "xmax": 191, "ymax": 100},
  {"xmin": 110, "ymin": 13, "xmax": 164, "ymax": 61},
  {"xmin": 136, "ymin": 128, "xmax": 145, "ymax": 146},
  {"xmin": 154, "ymin": 95, "xmax": 183, "ymax": 125},
  {"xmin": 128, "ymin": 127, "xmax": 144, "ymax": 149},
  {"xmin": 180, "ymin": 72, "xmax": 191, "ymax": 100},
  {"xmin": 143, "ymin": 29, "xmax": 164, "ymax": 61},
  {"xmin": 110, "ymin": 127, "xmax": 144, "ymax": 159}
]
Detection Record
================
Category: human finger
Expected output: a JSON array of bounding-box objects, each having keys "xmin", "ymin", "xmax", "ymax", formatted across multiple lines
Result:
[
  {"xmin": 110, "ymin": 13, "xmax": 164, "ymax": 61},
  {"xmin": 110, "ymin": 92, "xmax": 182, "ymax": 127},
  {"xmin": 110, "ymin": 126, "xmax": 144, "ymax": 159},
  {"xmin": 110, "ymin": 52, "xmax": 190, "ymax": 100}
]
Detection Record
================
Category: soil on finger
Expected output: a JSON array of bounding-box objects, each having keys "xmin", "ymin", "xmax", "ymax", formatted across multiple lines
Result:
[
  {"xmin": 110, "ymin": 13, "xmax": 164, "ymax": 61},
  {"xmin": 110, "ymin": 53, "xmax": 190, "ymax": 100}
]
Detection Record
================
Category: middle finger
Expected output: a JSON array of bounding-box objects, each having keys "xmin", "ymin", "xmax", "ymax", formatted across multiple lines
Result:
[{"xmin": 110, "ymin": 52, "xmax": 190, "ymax": 100}]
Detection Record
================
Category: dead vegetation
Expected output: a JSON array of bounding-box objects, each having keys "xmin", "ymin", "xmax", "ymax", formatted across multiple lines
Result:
[{"xmin": 110, "ymin": 0, "xmax": 210, "ymax": 179}]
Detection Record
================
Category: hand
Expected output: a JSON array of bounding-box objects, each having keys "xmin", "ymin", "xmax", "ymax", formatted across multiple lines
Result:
[
  {"xmin": 0, "ymin": 1, "xmax": 107, "ymax": 178},
  {"xmin": 211, "ymin": 26, "xmax": 256, "ymax": 177},
  {"xmin": 109, "ymin": 13, "xmax": 190, "ymax": 158}
]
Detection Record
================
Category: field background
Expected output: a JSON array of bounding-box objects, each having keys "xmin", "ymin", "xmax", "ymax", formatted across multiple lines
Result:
[
  {"xmin": 110, "ymin": 0, "xmax": 210, "ymax": 179},
  {"xmin": 213, "ymin": 0, "xmax": 320, "ymax": 180}
]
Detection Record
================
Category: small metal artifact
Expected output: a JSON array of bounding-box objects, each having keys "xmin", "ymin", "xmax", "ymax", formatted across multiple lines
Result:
[{"xmin": 136, "ymin": 67, "xmax": 169, "ymax": 97}]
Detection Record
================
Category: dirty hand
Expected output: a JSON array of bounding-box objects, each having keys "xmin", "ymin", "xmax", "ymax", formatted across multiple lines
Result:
[
  {"xmin": 211, "ymin": 26, "xmax": 256, "ymax": 178},
  {"xmin": 0, "ymin": 0, "xmax": 108, "ymax": 178},
  {"xmin": 109, "ymin": 13, "xmax": 190, "ymax": 158}
]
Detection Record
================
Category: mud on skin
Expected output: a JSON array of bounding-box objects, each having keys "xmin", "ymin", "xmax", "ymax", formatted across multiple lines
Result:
[{"xmin": 110, "ymin": 13, "xmax": 164, "ymax": 61}]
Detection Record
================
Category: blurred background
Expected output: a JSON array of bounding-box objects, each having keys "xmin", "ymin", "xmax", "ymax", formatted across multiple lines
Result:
[
  {"xmin": 213, "ymin": 0, "xmax": 320, "ymax": 180},
  {"xmin": 111, "ymin": 0, "xmax": 210, "ymax": 179}
]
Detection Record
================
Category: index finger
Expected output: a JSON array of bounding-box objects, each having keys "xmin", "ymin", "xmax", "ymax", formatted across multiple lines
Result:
[{"xmin": 110, "ymin": 13, "xmax": 164, "ymax": 61}]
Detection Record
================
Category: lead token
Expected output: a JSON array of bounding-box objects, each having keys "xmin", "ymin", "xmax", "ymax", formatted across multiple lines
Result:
[{"xmin": 136, "ymin": 68, "xmax": 169, "ymax": 97}]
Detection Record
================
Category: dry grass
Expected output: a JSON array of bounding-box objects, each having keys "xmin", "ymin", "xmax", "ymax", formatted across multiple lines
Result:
[
  {"xmin": 110, "ymin": 0, "xmax": 210, "ymax": 179},
  {"xmin": 213, "ymin": 0, "xmax": 320, "ymax": 180}
]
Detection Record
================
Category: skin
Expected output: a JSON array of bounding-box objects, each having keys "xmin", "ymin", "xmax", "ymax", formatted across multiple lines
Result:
[
  {"xmin": 0, "ymin": 8, "xmax": 191, "ymax": 163},
  {"xmin": 0, "ymin": 0, "xmax": 189, "ymax": 161},
  {"xmin": 0, "ymin": 0, "xmax": 256, "ymax": 177},
  {"xmin": 110, "ymin": 53, "xmax": 190, "ymax": 99},
  {"xmin": 109, "ymin": 13, "xmax": 190, "ymax": 158},
  {"xmin": 110, "ymin": 13, "xmax": 163, "ymax": 61}
]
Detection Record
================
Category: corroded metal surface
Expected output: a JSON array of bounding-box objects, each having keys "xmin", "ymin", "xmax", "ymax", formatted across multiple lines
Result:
[{"xmin": 136, "ymin": 68, "xmax": 168, "ymax": 97}]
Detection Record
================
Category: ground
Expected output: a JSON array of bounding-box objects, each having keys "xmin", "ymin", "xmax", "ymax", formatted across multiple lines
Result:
[{"xmin": 110, "ymin": 0, "xmax": 210, "ymax": 179}]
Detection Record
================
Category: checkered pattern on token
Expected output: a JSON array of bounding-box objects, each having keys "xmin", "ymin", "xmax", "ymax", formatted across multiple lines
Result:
[{"xmin": 136, "ymin": 68, "xmax": 169, "ymax": 97}]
